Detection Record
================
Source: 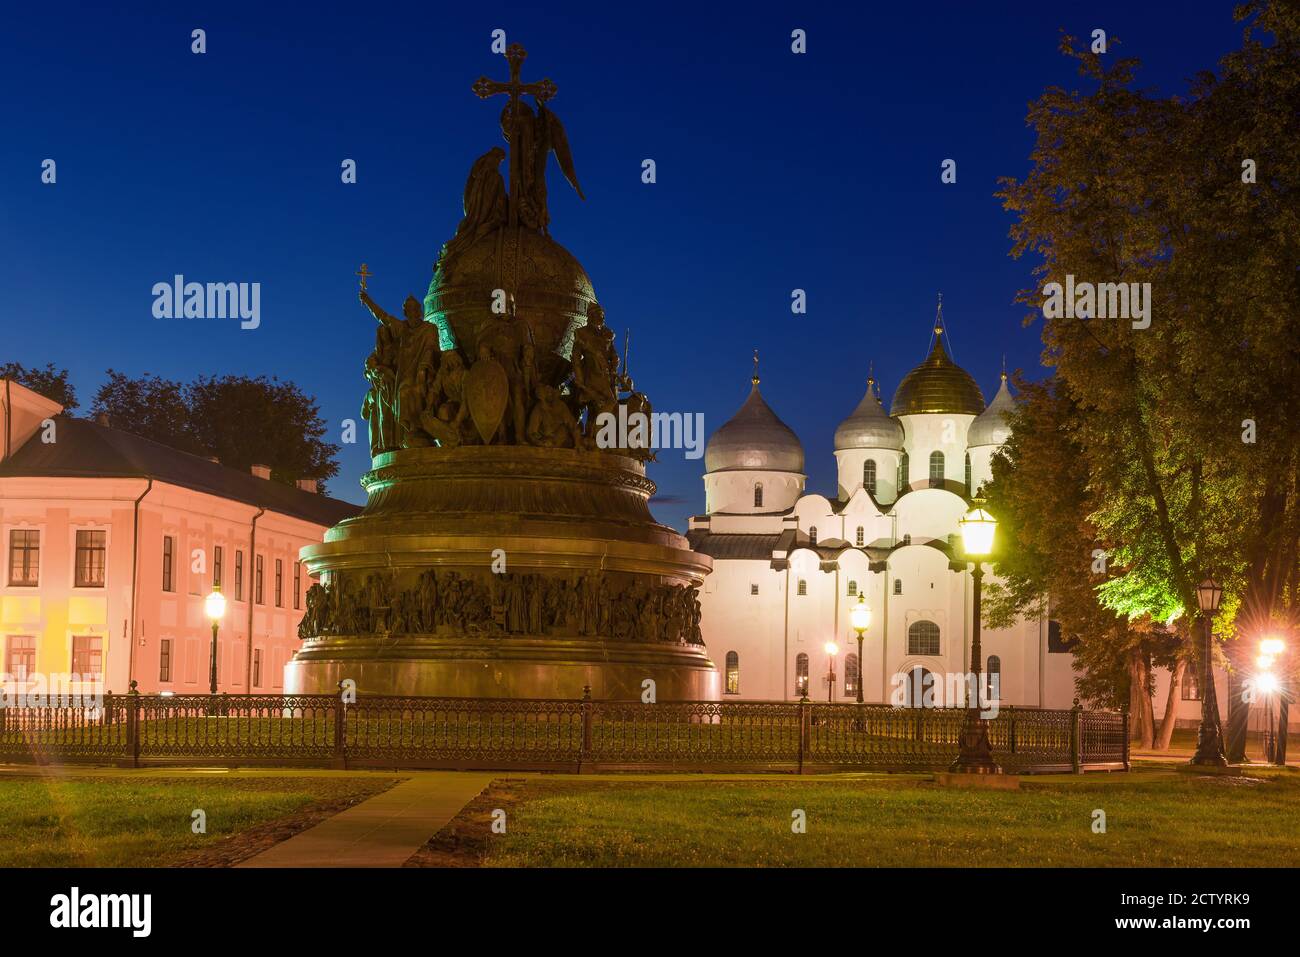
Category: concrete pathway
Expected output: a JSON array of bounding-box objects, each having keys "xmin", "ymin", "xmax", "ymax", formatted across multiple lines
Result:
[{"xmin": 237, "ymin": 771, "xmax": 496, "ymax": 868}]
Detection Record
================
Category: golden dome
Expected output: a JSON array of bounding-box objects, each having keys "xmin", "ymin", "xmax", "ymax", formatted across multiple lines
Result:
[{"xmin": 890, "ymin": 331, "xmax": 985, "ymax": 416}]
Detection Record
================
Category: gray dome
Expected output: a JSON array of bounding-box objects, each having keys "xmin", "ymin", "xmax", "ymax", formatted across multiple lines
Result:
[
  {"xmin": 834, "ymin": 379, "xmax": 904, "ymax": 451},
  {"xmin": 705, "ymin": 382, "xmax": 805, "ymax": 473},
  {"xmin": 967, "ymin": 374, "xmax": 1015, "ymax": 447}
]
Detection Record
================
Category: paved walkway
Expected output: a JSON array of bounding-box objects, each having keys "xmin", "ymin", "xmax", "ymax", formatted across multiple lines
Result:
[{"xmin": 237, "ymin": 772, "xmax": 496, "ymax": 868}]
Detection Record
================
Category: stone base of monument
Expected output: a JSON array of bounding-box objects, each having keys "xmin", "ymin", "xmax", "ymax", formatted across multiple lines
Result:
[
  {"xmin": 932, "ymin": 772, "xmax": 1021, "ymax": 790},
  {"xmin": 291, "ymin": 445, "xmax": 718, "ymax": 700}
]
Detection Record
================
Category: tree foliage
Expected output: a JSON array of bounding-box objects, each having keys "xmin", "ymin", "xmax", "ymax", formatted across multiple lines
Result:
[{"xmin": 0, "ymin": 362, "xmax": 79, "ymax": 411}]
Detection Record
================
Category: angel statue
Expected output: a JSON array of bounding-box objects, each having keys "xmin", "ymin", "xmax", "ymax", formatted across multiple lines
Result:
[
  {"xmin": 500, "ymin": 98, "xmax": 583, "ymax": 234},
  {"xmin": 442, "ymin": 146, "xmax": 508, "ymax": 263}
]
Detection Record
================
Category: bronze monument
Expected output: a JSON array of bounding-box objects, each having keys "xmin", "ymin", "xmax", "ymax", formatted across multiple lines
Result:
[{"xmin": 287, "ymin": 44, "xmax": 718, "ymax": 699}]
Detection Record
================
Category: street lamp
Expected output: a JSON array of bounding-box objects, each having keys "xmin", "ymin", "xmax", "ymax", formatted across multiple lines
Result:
[
  {"xmin": 824, "ymin": 641, "xmax": 839, "ymax": 703},
  {"xmin": 204, "ymin": 588, "xmax": 227, "ymax": 696},
  {"xmin": 1190, "ymin": 576, "xmax": 1227, "ymax": 767},
  {"xmin": 951, "ymin": 503, "xmax": 1000, "ymax": 774},
  {"xmin": 849, "ymin": 593, "xmax": 871, "ymax": 705},
  {"xmin": 1257, "ymin": 637, "xmax": 1286, "ymax": 766}
]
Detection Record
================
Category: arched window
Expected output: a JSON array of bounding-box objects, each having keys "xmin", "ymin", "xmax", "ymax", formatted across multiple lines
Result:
[
  {"xmin": 907, "ymin": 620, "xmax": 940, "ymax": 656},
  {"xmin": 929, "ymin": 451, "xmax": 944, "ymax": 486},
  {"xmin": 893, "ymin": 578, "xmax": 902, "ymax": 595},
  {"xmin": 902, "ymin": 666, "xmax": 936, "ymax": 708},
  {"xmin": 844, "ymin": 653, "xmax": 859, "ymax": 697},
  {"xmin": 808, "ymin": 526, "xmax": 817, "ymax": 545},
  {"xmin": 795, "ymin": 653, "xmax": 810, "ymax": 696},
  {"xmin": 847, "ymin": 580, "xmax": 858, "ymax": 597},
  {"xmin": 855, "ymin": 526, "xmax": 865, "ymax": 547},
  {"xmin": 753, "ymin": 483, "xmax": 764, "ymax": 507},
  {"xmin": 986, "ymin": 655, "xmax": 1001, "ymax": 704},
  {"xmin": 725, "ymin": 651, "xmax": 740, "ymax": 695},
  {"xmin": 1181, "ymin": 666, "xmax": 1200, "ymax": 700},
  {"xmin": 964, "ymin": 452, "xmax": 972, "ymax": 493},
  {"xmin": 898, "ymin": 452, "xmax": 909, "ymax": 492},
  {"xmin": 863, "ymin": 459, "xmax": 877, "ymax": 495},
  {"xmin": 797, "ymin": 578, "xmax": 807, "ymax": 596}
]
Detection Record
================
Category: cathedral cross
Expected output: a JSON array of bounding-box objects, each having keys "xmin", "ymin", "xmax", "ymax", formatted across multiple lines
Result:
[{"xmin": 472, "ymin": 44, "xmax": 557, "ymax": 228}]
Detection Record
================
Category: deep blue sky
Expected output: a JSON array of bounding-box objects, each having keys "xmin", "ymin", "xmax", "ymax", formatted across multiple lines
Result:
[{"xmin": 2, "ymin": 1, "xmax": 1243, "ymax": 530}]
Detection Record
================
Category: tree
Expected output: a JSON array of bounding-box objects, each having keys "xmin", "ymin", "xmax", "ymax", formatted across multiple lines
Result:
[
  {"xmin": 992, "ymin": 2, "xmax": 1300, "ymax": 744},
  {"xmin": 91, "ymin": 372, "xmax": 339, "ymax": 491},
  {"xmin": 0, "ymin": 362, "xmax": 79, "ymax": 411}
]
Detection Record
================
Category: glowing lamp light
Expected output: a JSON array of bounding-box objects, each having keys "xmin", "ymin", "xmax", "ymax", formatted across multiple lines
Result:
[
  {"xmin": 1257, "ymin": 672, "xmax": 1280, "ymax": 696},
  {"xmin": 1195, "ymin": 577, "xmax": 1223, "ymax": 613},
  {"xmin": 959, "ymin": 504, "xmax": 997, "ymax": 558},
  {"xmin": 824, "ymin": 641, "xmax": 839, "ymax": 657},
  {"xmin": 849, "ymin": 594, "xmax": 871, "ymax": 634},
  {"xmin": 1260, "ymin": 638, "xmax": 1285, "ymax": 657},
  {"xmin": 1256, "ymin": 654, "xmax": 1275, "ymax": 672},
  {"xmin": 204, "ymin": 589, "xmax": 227, "ymax": 622}
]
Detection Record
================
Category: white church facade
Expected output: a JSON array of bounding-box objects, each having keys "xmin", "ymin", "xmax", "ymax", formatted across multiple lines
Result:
[{"xmin": 689, "ymin": 321, "xmax": 1078, "ymax": 709}]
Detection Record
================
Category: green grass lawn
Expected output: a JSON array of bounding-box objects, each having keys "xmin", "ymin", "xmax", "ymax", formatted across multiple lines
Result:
[
  {"xmin": 481, "ymin": 770, "xmax": 1300, "ymax": 867},
  {"xmin": 0, "ymin": 773, "xmax": 397, "ymax": 867}
]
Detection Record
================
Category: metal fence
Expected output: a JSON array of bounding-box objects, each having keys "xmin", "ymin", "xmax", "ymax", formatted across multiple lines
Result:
[{"xmin": 0, "ymin": 688, "xmax": 1128, "ymax": 774}]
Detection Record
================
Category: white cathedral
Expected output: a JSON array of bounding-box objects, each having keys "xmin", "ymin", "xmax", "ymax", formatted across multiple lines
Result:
[{"xmin": 688, "ymin": 318, "xmax": 1076, "ymax": 709}]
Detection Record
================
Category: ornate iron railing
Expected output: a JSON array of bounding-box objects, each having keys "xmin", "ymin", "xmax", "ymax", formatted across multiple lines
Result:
[{"xmin": 0, "ymin": 688, "xmax": 1128, "ymax": 773}]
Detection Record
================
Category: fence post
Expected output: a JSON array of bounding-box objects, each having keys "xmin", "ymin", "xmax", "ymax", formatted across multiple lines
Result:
[
  {"xmin": 798, "ymin": 693, "xmax": 810, "ymax": 774},
  {"xmin": 127, "ymin": 680, "xmax": 140, "ymax": 768},
  {"xmin": 333, "ymin": 681, "xmax": 347, "ymax": 769},
  {"xmin": 579, "ymin": 685, "xmax": 592, "ymax": 774},
  {"xmin": 1122, "ymin": 705, "xmax": 1131, "ymax": 771},
  {"xmin": 1007, "ymin": 704, "xmax": 1017, "ymax": 755},
  {"xmin": 1071, "ymin": 697, "xmax": 1083, "ymax": 774}
]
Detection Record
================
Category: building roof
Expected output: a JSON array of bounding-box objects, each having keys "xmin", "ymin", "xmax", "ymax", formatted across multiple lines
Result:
[
  {"xmin": 834, "ymin": 378, "xmax": 904, "ymax": 451},
  {"xmin": 0, "ymin": 414, "xmax": 360, "ymax": 527},
  {"xmin": 890, "ymin": 328, "xmax": 985, "ymax": 417},
  {"xmin": 704, "ymin": 380, "xmax": 805, "ymax": 474},
  {"xmin": 967, "ymin": 373, "xmax": 1015, "ymax": 447},
  {"xmin": 686, "ymin": 531, "xmax": 784, "ymax": 560}
]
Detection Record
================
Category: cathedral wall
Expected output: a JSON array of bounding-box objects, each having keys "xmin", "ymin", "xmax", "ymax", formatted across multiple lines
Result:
[
  {"xmin": 833, "ymin": 448, "xmax": 901, "ymax": 504},
  {"xmin": 967, "ymin": 444, "xmax": 998, "ymax": 495},
  {"xmin": 897, "ymin": 413, "xmax": 976, "ymax": 488},
  {"xmin": 704, "ymin": 470, "xmax": 803, "ymax": 514}
]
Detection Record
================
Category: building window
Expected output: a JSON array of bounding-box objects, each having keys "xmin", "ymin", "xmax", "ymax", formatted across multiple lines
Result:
[
  {"xmin": 863, "ymin": 459, "xmax": 877, "ymax": 496},
  {"xmin": 795, "ymin": 653, "xmax": 809, "ymax": 696},
  {"xmin": 253, "ymin": 648, "xmax": 263, "ymax": 689},
  {"xmin": 929, "ymin": 451, "xmax": 944, "ymax": 486},
  {"xmin": 986, "ymin": 655, "xmax": 1001, "ymax": 702},
  {"xmin": 4, "ymin": 635, "xmax": 36, "ymax": 681},
  {"xmin": 753, "ymin": 483, "xmax": 763, "ymax": 508},
  {"xmin": 855, "ymin": 526, "xmax": 865, "ymax": 547},
  {"xmin": 255, "ymin": 555, "xmax": 264, "ymax": 605},
  {"xmin": 74, "ymin": 530, "xmax": 106, "ymax": 588},
  {"xmin": 797, "ymin": 578, "xmax": 807, "ymax": 596},
  {"xmin": 907, "ymin": 620, "xmax": 940, "ymax": 656},
  {"xmin": 893, "ymin": 579, "xmax": 902, "ymax": 595},
  {"xmin": 8, "ymin": 529, "xmax": 39, "ymax": 586},
  {"xmin": 235, "ymin": 550, "xmax": 244, "ymax": 601},
  {"xmin": 214, "ymin": 545, "xmax": 223, "ymax": 590},
  {"xmin": 1181, "ymin": 666, "xmax": 1200, "ymax": 701},
  {"xmin": 750, "ymin": 583, "xmax": 759, "ymax": 596},
  {"xmin": 898, "ymin": 452, "xmax": 909, "ymax": 492},
  {"xmin": 965, "ymin": 452, "xmax": 972, "ymax": 493},
  {"xmin": 275, "ymin": 559, "xmax": 284, "ymax": 607},
  {"xmin": 71, "ymin": 635, "xmax": 103, "ymax": 678},
  {"xmin": 294, "ymin": 561, "xmax": 302, "ymax": 610},
  {"xmin": 844, "ymin": 653, "xmax": 859, "ymax": 697},
  {"xmin": 847, "ymin": 580, "xmax": 857, "ymax": 597},
  {"xmin": 725, "ymin": 651, "xmax": 739, "ymax": 695},
  {"xmin": 808, "ymin": 526, "xmax": 817, "ymax": 545},
  {"xmin": 162, "ymin": 535, "xmax": 175, "ymax": 592},
  {"xmin": 159, "ymin": 638, "xmax": 172, "ymax": 682}
]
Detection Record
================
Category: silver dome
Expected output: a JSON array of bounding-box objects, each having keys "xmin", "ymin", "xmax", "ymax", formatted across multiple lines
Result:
[
  {"xmin": 834, "ymin": 380, "xmax": 904, "ymax": 451},
  {"xmin": 705, "ymin": 382, "xmax": 805, "ymax": 473},
  {"xmin": 967, "ymin": 374, "xmax": 1015, "ymax": 447}
]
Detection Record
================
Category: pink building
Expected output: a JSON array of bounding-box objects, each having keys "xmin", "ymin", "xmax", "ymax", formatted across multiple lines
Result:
[{"xmin": 0, "ymin": 380, "xmax": 359, "ymax": 696}]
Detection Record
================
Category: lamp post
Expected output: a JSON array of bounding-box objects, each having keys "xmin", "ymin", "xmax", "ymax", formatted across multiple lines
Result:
[
  {"xmin": 1257, "ymin": 638, "xmax": 1285, "ymax": 765},
  {"xmin": 849, "ymin": 593, "xmax": 871, "ymax": 705},
  {"xmin": 824, "ymin": 641, "xmax": 839, "ymax": 703},
  {"xmin": 204, "ymin": 588, "xmax": 226, "ymax": 696},
  {"xmin": 950, "ymin": 503, "xmax": 1000, "ymax": 774},
  {"xmin": 1190, "ymin": 577, "xmax": 1227, "ymax": 767}
]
